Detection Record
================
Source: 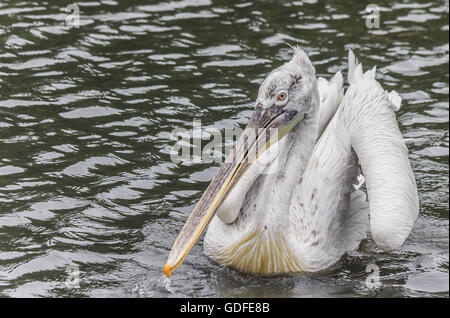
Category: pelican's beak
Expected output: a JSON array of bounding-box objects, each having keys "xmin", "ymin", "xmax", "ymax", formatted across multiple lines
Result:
[{"xmin": 164, "ymin": 104, "xmax": 305, "ymax": 277}]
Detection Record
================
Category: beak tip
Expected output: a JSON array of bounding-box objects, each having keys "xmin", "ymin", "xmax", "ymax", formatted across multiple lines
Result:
[{"xmin": 164, "ymin": 262, "xmax": 172, "ymax": 277}]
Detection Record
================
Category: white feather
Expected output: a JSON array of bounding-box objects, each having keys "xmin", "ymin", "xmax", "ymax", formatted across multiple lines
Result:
[
  {"xmin": 348, "ymin": 49, "xmax": 359, "ymax": 83},
  {"xmin": 317, "ymin": 71, "xmax": 344, "ymax": 138},
  {"xmin": 340, "ymin": 58, "xmax": 419, "ymax": 250},
  {"xmin": 387, "ymin": 90, "xmax": 402, "ymax": 111}
]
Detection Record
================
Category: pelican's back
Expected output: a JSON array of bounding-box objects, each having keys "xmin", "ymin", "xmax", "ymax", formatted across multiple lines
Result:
[{"xmin": 289, "ymin": 51, "xmax": 419, "ymax": 272}]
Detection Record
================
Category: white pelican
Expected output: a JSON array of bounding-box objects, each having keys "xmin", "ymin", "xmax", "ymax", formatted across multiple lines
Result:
[{"xmin": 164, "ymin": 48, "xmax": 419, "ymax": 277}]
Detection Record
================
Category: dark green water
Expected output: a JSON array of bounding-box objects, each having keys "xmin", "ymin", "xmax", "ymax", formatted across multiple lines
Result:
[{"xmin": 0, "ymin": 0, "xmax": 448, "ymax": 297}]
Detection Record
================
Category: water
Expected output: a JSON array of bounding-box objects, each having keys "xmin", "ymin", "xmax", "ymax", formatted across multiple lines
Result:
[{"xmin": 0, "ymin": 0, "xmax": 448, "ymax": 297}]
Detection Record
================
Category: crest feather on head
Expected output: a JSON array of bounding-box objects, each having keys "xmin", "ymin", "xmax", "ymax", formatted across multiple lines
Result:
[{"xmin": 287, "ymin": 44, "xmax": 316, "ymax": 76}]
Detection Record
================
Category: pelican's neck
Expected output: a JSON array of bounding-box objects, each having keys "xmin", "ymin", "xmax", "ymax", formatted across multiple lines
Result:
[{"xmin": 255, "ymin": 105, "xmax": 320, "ymax": 229}]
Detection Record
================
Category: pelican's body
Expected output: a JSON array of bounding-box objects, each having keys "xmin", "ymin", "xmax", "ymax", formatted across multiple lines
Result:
[{"xmin": 165, "ymin": 48, "xmax": 419, "ymax": 276}]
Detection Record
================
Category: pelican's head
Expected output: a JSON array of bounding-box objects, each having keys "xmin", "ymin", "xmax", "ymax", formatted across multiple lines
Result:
[
  {"xmin": 255, "ymin": 46, "xmax": 317, "ymax": 127},
  {"xmin": 164, "ymin": 47, "xmax": 318, "ymax": 277}
]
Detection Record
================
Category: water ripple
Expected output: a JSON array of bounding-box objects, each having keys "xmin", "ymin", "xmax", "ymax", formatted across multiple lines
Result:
[{"xmin": 0, "ymin": 0, "xmax": 448, "ymax": 297}]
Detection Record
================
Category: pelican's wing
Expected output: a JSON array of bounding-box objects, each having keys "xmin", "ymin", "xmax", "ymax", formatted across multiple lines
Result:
[
  {"xmin": 343, "ymin": 52, "xmax": 419, "ymax": 250},
  {"xmin": 317, "ymin": 71, "xmax": 344, "ymax": 138},
  {"xmin": 348, "ymin": 49, "xmax": 402, "ymax": 112}
]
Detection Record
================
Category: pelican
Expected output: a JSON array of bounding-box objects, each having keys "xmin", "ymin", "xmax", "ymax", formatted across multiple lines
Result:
[{"xmin": 164, "ymin": 48, "xmax": 419, "ymax": 277}]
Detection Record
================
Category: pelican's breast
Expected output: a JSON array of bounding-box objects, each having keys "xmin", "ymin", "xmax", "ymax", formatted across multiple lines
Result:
[{"xmin": 207, "ymin": 228, "xmax": 305, "ymax": 275}]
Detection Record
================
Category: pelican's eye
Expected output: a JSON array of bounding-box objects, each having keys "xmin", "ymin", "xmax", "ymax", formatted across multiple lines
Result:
[{"xmin": 277, "ymin": 92, "xmax": 287, "ymax": 101}]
